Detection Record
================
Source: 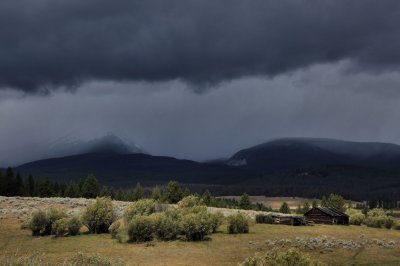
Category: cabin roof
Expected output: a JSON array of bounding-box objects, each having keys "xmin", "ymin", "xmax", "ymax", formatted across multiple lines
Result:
[{"xmin": 305, "ymin": 207, "xmax": 348, "ymax": 217}]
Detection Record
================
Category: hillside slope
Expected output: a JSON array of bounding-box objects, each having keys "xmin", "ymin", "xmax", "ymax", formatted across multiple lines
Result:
[
  {"xmin": 15, "ymin": 152, "xmax": 250, "ymax": 186},
  {"xmin": 228, "ymin": 138, "xmax": 400, "ymax": 172}
]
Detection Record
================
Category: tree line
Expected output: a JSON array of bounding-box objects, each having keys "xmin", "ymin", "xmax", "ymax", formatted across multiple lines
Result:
[{"xmin": 0, "ymin": 167, "xmax": 273, "ymax": 211}]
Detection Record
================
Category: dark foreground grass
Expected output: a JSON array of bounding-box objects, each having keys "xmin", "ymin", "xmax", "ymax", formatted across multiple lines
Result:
[{"xmin": 0, "ymin": 218, "xmax": 400, "ymax": 265}]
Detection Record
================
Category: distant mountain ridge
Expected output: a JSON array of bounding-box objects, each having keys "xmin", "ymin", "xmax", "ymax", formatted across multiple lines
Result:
[
  {"xmin": 3, "ymin": 137, "xmax": 400, "ymax": 200},
  {"xmin": 14, "ymin": 152, "xmax": 249, "ymax": 186},
  {"xmin": 228, "ymin": 138, "xmax": 400, "ymax": 172}
]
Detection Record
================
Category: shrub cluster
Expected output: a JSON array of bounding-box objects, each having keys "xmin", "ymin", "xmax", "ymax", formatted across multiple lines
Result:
[
  {"xmin": 82, "ymin": 197, "xmax": 115, "ymax": 234},
  {"xmin": 346, "ymin": 208, "xmax": 396, "ymax": 229},
  {"xmin": 240, "ymin": 248, "xmax": 326, "ymax": 266},
  {"xmin": 153, "ymin": 213, "xmax": 180, "ymax": 241},
  {"xmin": 127, "ymin": 215, "xmax": 155, "ymax": 243},
  {"xmin": 177, "ymin": 195, "xmax": 204, "ymax": 208},
  {"xmin": 255, "ymin": 214, "xmax": 275, "ymax": 224},
  {"xmin": 363, "ymin": 208, "xmax": 395, "ymax": 229},
  {"xmin": 227, "ymin": 213, "xmax": 250, "ymax": 234},
  {"xmin": 123, "ymin": 199, "xmax": 156, "ymax": 221},
  {"xmin": 345, "ymin": 208, "xmax": 365, "ymax": 226},
  {"xmin": 180, "ymin": 211, "xmax": 213, "ymax": 241},
  {"xmin": 116, "ymin": 197, "xmax": 225, "ymax": 243},
  {"xmin": 28, "ymin": 208, "xmax": 81, "ymax": 237},
  {"xmin": 364, "ymin": 216, "xmax": 394, "ymax": 229}
]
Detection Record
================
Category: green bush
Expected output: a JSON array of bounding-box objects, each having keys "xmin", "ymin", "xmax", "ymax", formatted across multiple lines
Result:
[
  {"xmin": 393, "ymin": 222, "xmax": 400, "ymax": 230},
  {"xmin": 82, "ymin": 197, "xmax": 115, "ymax": 234},
  {"xmin": 29, "ymin": 210, "xmax": 49, "ymax": 236},
  {"xmin": 154, "ymin": 214, "xmax": 180, "ymax": 241},
  {"xmin": 164, "ymin": 207, "xmax": 182, "ymax": 219},
  {"xmin": 67, "ymin": 217, "xmax": 82, "ymax": 236},
  {"xmin": 124, "ymin": 199, "xmax": 156, "ymax": 221},
  {"xmin": 52, "ymin": 218, "xmax": 69, "ymax": 236},
  {"xmin": 240, "ymin": 248, "xmax": 326, "ymax": 266},
  {"xmin": 180, "ymin": 211, "xmax": 213, "ymax": 241},
  {"xmin": 348, "ymin": 212, "xmax": 365, "ymax": 226},
  {"xmin": 364, "ymin": 216, "xmax": 393, "ymax": 228},
  {"xmin": 384, "ymin": 216, "xmax": 395, "ymax": 229},
  {"xmin": 255, "ymin": 214, "xmax": 274, "ymax": 224},
  {"xmin": 44, "ymin": 208, "xmax": 67, "ymax": 235},
  {"xmin": 209, "ymin": 212, "xmax": 224, "ymax": 233},
  {"xmin": 177, "ymin": 195, "xmax": 204, "ymax": 208},
  {"xmin": 127, "ymin": 215, "xmax": 155, "ymax": 243},
  {"xmin": 367, "ymin": 208, "xmax": 386, "ymax": 217},
  {"xmin": 109, "ymin": 220, "xmax": 122, "ymax": 239},
  {"xmin": 363, "ymin": 208, "xmax": 394, "ymax": 229},
  {"xmin": 180, "ymin": 205, "xmax": 208, "ymax": 215},
  {"xmin": 227, "ymin": 213, "xmax": 250, "ymax": 234}
]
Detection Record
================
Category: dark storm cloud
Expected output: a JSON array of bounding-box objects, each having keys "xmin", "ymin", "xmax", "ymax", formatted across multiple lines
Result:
[{"xmin": 1, "ymin": 0, "xmax": 400, "ymax": 92}]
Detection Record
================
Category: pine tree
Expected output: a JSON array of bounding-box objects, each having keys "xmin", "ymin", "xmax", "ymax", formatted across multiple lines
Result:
[
  {"xmin": 151, "ymin": 186, "xmax": 161, "ymax": 201},
  {"xmin": 99, "ymin": 186, "xmax": 111, "ymax": 197},
  {"xmin": 163, "ymin": 181, "xmax": 183, "ymax": 203},
  {"xmin": 321, "ymin": 194, "xmax": 345, "ymax": 211},
  {"xmin": 296, "ymin": 204, "xmax": 302, "ymax": 214},
  {"xmin": 182, "ymin": 187, "xmax": 191, "ymax": 197},
  {"xmin": 279, "ymin": 202, "xmax": 291, "ymax": 214},
  {"xmin": 81, "ymin": 174, "xmax": 100, "ymax": 198},
  {"xmin": 64, "ymin": 182, "xmax": 79, "ymax": 198},
  {"xmin": 38, "ymin": 178, "xmax": 55, "ymax": 197},
  {"xmin": 133, "ymin": 182, "xmax": 143, "ymax": 201},
  {"xmin": 239, "ymin": 193, "xmax": 251, "ymax": 210},
  {"xmin": 302, "ymin": 201, "xmax": 310, "ymax": 213},
  {"xmin": 312, "ymin": 199, "xmax": 318, "ymax": 208},
  {"xmin": 202, "ymin": 190, "xmax": 212, "ymax": 205},
  {"xmin": 4, "ymin": 167, "xmax": 16, "ymax": 196},
  {"xmin": 15, "ymin": 173, "xmax": 23, "ymax": 196},
  {"xmin": 28, "ymin": 174, "xmax": 35, "ymax": 196}
]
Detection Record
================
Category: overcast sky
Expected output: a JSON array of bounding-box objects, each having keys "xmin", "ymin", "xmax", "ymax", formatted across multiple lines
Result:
[{"xmin": 1, "ymin": 0, "xmax": 400, "ymax": 166}]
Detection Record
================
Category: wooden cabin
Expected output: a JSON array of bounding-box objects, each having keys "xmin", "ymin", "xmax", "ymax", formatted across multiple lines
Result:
[{"xmin": 304, "ymin": 207, "xmax": 349, "ymax": 225}]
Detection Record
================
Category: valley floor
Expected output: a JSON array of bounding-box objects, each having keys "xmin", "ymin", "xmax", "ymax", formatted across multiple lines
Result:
[{"xmin": 0, "ymin": 197, "xmax": 399, "ymax": 265}]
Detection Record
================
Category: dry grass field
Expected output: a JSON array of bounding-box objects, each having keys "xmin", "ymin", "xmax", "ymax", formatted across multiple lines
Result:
[
  {"xmin": 0, "ymin": 197, "xmax": 399, "ymax": 265},
  {"xmin": 1, "ymin": 218, "xmax": 400, "ymax": 265}
]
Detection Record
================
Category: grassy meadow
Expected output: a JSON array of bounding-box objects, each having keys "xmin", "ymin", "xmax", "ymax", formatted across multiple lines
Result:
[{"xmin": 1, "ymin": 217, "xmax": 400, "ymax": 265}]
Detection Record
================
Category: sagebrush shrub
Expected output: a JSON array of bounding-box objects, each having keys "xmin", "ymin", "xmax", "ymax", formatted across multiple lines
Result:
[
  {"xmin": 154, "ymin": 214, "xmax": 180, "ymax": 241},
  {"xmin": 209, "ymin": 212, "xmax": 224, "ymax": 233},
  {"xmin": 124, "ymin": 199, "xmax": 156, "ymax": 221},
  {"xmin": 239, "ymin": 248, "xmax": 326, "ymax": 266},
  {"xmin": 384, "ymin": 216, "xmax": 395, "ymax": 229},
  {"xmin": 180, "ymin": 211, "xmax": 213, "ymax": 241},
  {"xmin": 52, "ymin": 218, "xmax": 69, "ymax": 237},
  {"xmin": 177, "ymin": 195, "xmax": 204, "ymax": 208},
  {"xmin": 44, "ymin": 208, "xmax": 67, "ymax": 235},
  {"xmin": 364, "ymin": 214, "xmax": 394, "ymax": 229},
  {"xmin": 367, "ymin": 208, "xmax": 386, "ymax": 217},
  {"xmin": 67, "ymin": 217, "xmax": 82, "ymax": 236},
  {"xmin": 29, "ymin": 210, "xmax": 48, "ymax": 236},
  {"xmin": 349, "ymin": 212, "xmax": 365, "ymax": 226},
  {"xmin": 227, "ymin": 213, "xmax": 249, "ymax": 234},
  {"xmin": 127, "ymin": 215, "xmax": 155, "ymax": 243},
  {"xmin": 82, "ymin": 197, "xmax": 115, "ymax": 234},
  {"xmin": 109, "ymin": 220, "xmax": 122, "ymax": 239}
]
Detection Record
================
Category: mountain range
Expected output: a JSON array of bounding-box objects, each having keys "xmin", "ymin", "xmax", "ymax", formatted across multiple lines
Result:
[{"xmin": 2, "ymin": 136, "xmax": 400, "ymax": 200}]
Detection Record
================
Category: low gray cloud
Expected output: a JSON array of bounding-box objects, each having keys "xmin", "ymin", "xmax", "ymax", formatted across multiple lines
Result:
[
  {"xmin": 1, "ymin": 0, "xmax": 400, "ymax": 92},
  {"xmin": 2, "ymin": 62, "xmax": 400, "ymax": 166}
]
